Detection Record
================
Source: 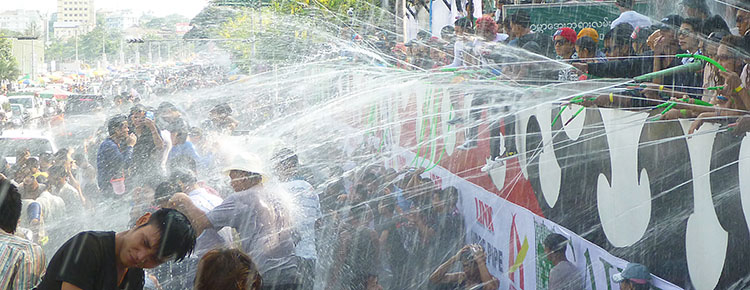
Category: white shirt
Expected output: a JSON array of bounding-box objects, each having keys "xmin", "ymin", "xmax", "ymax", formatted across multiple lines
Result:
[
  {"xmin": 445, "ymin": 40, "xmax": 466, "ymax": 68},
  {"xmin": 188, "ymin": 186, "xmax": 226, "ymax": 255},
  {"xmin": 610, "ymin": 11, "xmax": 652, "ymax": 29},
  {"xmin": 188, "ymin": 187, "xmax": 223, "ymax": 213},
  {"xmin": 283, "ymin": 179, "xmax": 321, "ymax": 260}
]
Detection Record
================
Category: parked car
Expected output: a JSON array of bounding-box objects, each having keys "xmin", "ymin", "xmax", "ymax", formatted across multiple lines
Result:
[
  {"xmin": 8, "ymin": 94, "xmax": 44, "ymax": 121},
  {"xmin": 0, "ymin": 129, "xmax": 57, "ymax": 165}
]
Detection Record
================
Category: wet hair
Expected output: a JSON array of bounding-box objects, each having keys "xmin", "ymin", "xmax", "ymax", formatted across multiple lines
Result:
[
  {"xmin": 632, "ymin": 26, "xmax": 655, "ymax": 45},
  {"xmin": 48, "ymin": 165, "xmax": 67, "ymax": 180},
  {"xmin": 210, "ymin": 103, "xmax": 233, "ymax": 116},
  {"xmin": 73, "ymin": 152, "xmax": 88, "ymax": 166},
  {"xmin": 0, "ymin": 180, "xmax": 22, "ymax": 233},
  {"xmin": 129, "ymin": 104, "xmax": 146, "ymax": 116},
  {"xmin": 54, "ymin": 148, "xmax": 72, "ymax": 163},
  {"xmin": 143, "ymin": 208, "xmax": 196, "ymax": 262},
  {"xmin": 25, "ymin": 157, "xmax": 40, "ymax": 169},
  {"xmin": 682, "ymin": 17, "xmax": 704, "ymax": 36},
  {"xmin": 720, "ymin": 34, "xmax": 748, "ymax": 58},
  {"xmin": 509, "ymin": 10, "xmax": 531, "ymax": 28},
  {"xmin": 194, "ymin": 248, "xmax": 262, "ymax": 290},
  {"xmin": 454, "ymin": 17, "xmax": 474, "ymax": 32},
  {"xmin": 272, "ymin": 148, "xmax": 298, "ymax": 166},
  {"xmin": 379, "ymin": 193, "xmax": 398, "ymax": 213},
  {"xmin": 615, "ymin": 0, "xmax": 634, "ymax": 9},
  {"xmin": 439, "ymin": 186, "xmax": 460, "ymax": 203},
  {"xmin": 168, "ymin": 155, "xmax": 197, "ymax": 175},
  {"xmin": 39, "ymin": 152, "xmax": 53, "ymax": 165},
  {"xmin": 170, "ymin": 168, "xmax": 197, "ymax": 187},
  {"xmin": 604, "ymin": 23, "xmax": 634, "ymax": 48},
  {"xmin": 576, "ymin": 36, "xmax": 598, "ymax": 55},
  {"xmin": 153, "ymin": 181, "xmax": 181, "ymax": 205},
  {"xmin": 544, "ymin": 233, "xmax": 568, "ymax": 254},
  {"xmin": 107, "ymin": 114, "xmax": 128, "ymax": 136},
  {"xmin": 701, "ymin": 15, "xmax": 730, "ymax": 36},
  {"xmin": 158, "ymin": 102, "xmax": 178, "ymax": 114},
  {"xmin": 173, "ymin": 124, "xmax": 189, "ymax": 144},
  {"xmin": 440, "ymin": 25, "xmax": 455, "ymax": 39}
]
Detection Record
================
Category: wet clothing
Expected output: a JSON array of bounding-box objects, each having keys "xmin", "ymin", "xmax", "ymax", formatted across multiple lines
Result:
[
  {"xmin": 206, "ymin": 184, "xmax": 302, "ymax": 286},
  {"xmin": 96, "ymin": 138, "xmax": 133, "ymax": 196},
  {"xmin": 549, "ymin": 261, "xmax": 584, "ymax": 290},
  {"xmin": 0, "ymin": 230, "xmax": 46, "ymax": 290},
  {"xmin": 35, "ymin": 231, "xmax": 145, "ymax": 290},
  {"xmin": 129, "ymin": 127, "xmax": 164, "ymax": 188},
  {"xmin": 283, "ymin": 179, "xmax": 320, "ymax": 260},
  {"xmin": 188, "ymin": 187, "xmax": 225, "ymax": 255}
]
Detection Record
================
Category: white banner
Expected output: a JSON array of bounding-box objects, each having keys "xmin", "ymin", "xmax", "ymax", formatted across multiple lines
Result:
[{"xmin": 387, "ymin": 149, "xmax": 682, "ymax": 290}]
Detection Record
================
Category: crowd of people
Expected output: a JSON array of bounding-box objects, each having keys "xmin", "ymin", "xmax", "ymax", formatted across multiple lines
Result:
[{"xmin": 366, "ymin": 0, "xmax": 750, "ymax": 134}]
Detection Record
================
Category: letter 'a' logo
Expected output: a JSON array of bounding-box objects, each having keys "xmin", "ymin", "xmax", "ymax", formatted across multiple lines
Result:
[{"xmin": 508, "ymin": 214, "xmax": 529, "ymax": 290}]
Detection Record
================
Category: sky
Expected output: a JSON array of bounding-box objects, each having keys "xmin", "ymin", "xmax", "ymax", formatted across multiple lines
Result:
[{"xmin": 0, "ymin": 0, "xmax": 209, "ymax": 18}]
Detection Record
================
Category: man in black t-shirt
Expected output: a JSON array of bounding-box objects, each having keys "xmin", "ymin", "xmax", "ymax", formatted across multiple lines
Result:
[{"xmin": 35, "ymin": 208, "xmax": 196, "ymax": 290}]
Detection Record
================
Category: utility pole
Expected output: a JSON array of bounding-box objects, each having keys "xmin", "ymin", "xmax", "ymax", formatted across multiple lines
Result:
[
  {"xmin": 101, "ymin": 31, "xmax": 106, "ymax": 67},
  {"xmin": 75, "ymin": 29, "xmax": 79, "ymax": 62},
  {"xmin": 119, "ymin": 38, "xmax": 124, "ymax": 65}
]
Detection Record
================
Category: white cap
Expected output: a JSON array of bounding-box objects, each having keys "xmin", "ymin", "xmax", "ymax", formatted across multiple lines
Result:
[{"xmin": 222, "ymin": 153, "xmax": 267, "ymax": 176}]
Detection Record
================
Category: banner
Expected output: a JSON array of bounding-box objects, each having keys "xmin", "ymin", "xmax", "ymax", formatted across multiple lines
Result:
[
  {"xmin": 502, "ymin": 1, "xmax": 651, "ymax": 38},
  {"xmin": 385, "ymin": 149, "xmax": 681, "ymax": 290}
]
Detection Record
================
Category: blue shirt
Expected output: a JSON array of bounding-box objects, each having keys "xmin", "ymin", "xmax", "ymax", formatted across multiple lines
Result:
[
  {"xmin": 167, "ymin": 141, "xmax": 207, "ymax": 170},
  {"xmin": 96, "ymin": 138, "xmax": 133, "ymax": 192}
]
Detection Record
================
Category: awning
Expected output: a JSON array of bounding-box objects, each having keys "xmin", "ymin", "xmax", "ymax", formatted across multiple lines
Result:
[{"xmin": 37, "ymin": 88, "xmax": 71, "ymax": 100}]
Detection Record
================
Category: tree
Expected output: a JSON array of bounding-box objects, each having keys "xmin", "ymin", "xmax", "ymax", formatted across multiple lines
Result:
[
  {"xmin": 24, "ymin": 22, "xmax": 41, "ymax": 38},
  {"xmin": 0, "ymin": 36, "xmax": 20, "ymax": 81}
]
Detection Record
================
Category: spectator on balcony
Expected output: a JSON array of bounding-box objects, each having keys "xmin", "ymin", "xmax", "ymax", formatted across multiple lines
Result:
[
  {"xmin": 610, "ymin": 0, "xmax": 651, "ymax": 30},
  {"xmin": 681, "ymin": 0, "xmax": 710, "ymax": 20}
]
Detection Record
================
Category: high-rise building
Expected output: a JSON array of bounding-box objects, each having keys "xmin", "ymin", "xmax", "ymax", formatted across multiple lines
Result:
[{"xmin": 53, "ymin": 0, "xmax": 96, "ymax": 39}]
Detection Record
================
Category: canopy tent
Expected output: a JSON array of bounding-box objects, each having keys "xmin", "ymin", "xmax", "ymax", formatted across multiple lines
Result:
[{"xmin": 37, "ymin": 88, "xmax": 71, "ymax": 100}]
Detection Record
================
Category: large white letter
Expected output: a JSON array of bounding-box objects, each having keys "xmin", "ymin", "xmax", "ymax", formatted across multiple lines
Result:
[{"xmin": 596, "ymin": 109, "xmax": 651, "ymax": 247}]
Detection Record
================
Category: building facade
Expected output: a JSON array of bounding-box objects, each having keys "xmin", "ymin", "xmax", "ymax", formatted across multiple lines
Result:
[
  {"xmin": 10, "ymin": 38, "xmax": 45, "ymax": 77},
  {"xmin": 103, "ymin": 10, "xmax": 139, "ymax": 31},
  {"xmin": 53, "ymin": 0, "xmax": 96, "ymax": 39},
  {"xmin": 0, "ymin": 10, "xmax": 44, "ymax": 35}
]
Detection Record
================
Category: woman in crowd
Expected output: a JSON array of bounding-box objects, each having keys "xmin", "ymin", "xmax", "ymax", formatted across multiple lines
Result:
[{"xmin": 194, "ymin": 248, "xmax": 262, "ymax": 290}]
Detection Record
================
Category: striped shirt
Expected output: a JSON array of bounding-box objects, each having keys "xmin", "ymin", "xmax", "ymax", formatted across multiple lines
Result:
[{"xmin": 0, "ymin": 230, "xmax": 46, "ymax": 290}]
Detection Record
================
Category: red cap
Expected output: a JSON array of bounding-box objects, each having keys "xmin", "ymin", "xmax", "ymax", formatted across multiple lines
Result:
[{"xmin": 554, "ymin": 27, "xmax": 577, "ymax": 44}]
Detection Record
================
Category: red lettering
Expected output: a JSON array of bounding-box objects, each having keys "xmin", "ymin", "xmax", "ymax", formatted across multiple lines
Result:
[{"xmin": 474, "ymin": 198, "xmax": 495, "ymax": 232}]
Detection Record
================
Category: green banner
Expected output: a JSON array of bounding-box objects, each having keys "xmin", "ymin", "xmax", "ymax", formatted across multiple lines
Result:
[{"xmin": 502, "ymin": 1, "xmax": 650, "ymax": 38}]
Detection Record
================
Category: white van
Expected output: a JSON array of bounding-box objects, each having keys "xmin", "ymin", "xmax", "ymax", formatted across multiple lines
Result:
[{"xmin": 8, "ymin": 94, "xmax": 44, "ymax": 121}]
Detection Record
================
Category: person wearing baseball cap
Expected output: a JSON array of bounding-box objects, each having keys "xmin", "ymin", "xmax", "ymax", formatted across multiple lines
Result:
[
  {"xmin": 612, "ymin": 263, "xmax": 652, "ymax": 290},
  {"xmin": 611, "ymin": 0, "xmax": 652, "ymax": 30},
  {"xmin": 577, "ymin": 27, "xmax": 599, "ymax": 43},
  {"xmin": 554, "ymin": 27, "xmax": 577, "ymax": 60}
]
